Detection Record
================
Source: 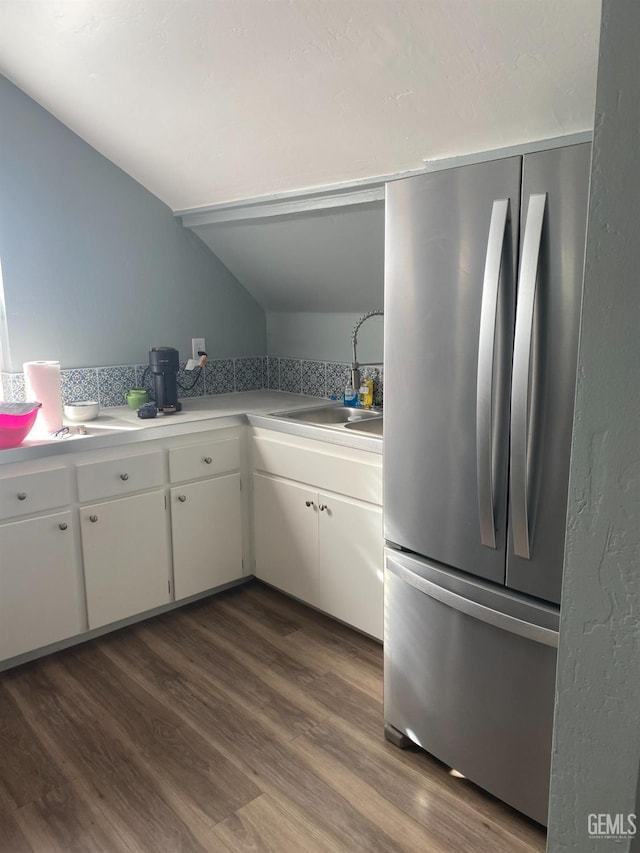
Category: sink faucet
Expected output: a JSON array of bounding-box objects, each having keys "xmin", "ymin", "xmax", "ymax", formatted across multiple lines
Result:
[{"xmin": 351, "ymin": 309, "xmax": 384, "ymax": 393}]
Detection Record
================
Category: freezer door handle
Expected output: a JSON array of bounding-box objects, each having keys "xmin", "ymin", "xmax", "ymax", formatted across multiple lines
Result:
[
  {"xmin": 511, "ymin": 193, "xmax": 547, "ymax": 559},
  {"xmin": 476, "ymin": 198, "xmax": 510, "ymax": 549},
  {"xmin": 387, "ymin": 556, "xmax": 559, "ymax": 647}
]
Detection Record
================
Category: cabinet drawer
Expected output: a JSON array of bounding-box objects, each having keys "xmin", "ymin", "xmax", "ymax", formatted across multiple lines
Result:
[
  {"xmin": 253, "ymin": 436, "xmax": 382, "ymax": 505},
  {"xmin": 76, "ymin": 451, "xmax": 164, "ymax": 502},
  {"xmin": 0, "ymin": 467, "xmax": 70, "ymax": 520},
  {"xmin": 169, "ymin": 437, "xmax": 240, "ymax": 483}
]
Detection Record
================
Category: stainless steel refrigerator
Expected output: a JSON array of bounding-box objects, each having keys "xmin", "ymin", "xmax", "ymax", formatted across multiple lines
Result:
[{"xmin": 383, "ymin": 143, "xmax": 591, "ymax": 825}]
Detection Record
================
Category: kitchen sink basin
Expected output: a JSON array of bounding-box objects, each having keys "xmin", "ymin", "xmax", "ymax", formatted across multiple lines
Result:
[
  {"xmin": 275, "ymin": 404, "xmax": 382, "ymax": 425},
  {"xmin": 344, "ymin": 417, "xmax": 383, "ymax": 437}
]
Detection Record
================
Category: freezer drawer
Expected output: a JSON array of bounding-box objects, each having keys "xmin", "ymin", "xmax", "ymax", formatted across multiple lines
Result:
[{"xmin": 384, "ymin": 550, "xmax": 558, "ymax": 825}]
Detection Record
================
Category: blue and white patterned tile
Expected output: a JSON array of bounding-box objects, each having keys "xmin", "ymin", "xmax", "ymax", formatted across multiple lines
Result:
[
  {"xmin": 2, "ymin": 372, "xmax": 26, "ymax": 403},
  {"xmin": 135, "ymin": 364, "xmax": 156, "ymax": 399},
  {"xmin": 301, "ymin": 360, "xmax": 326, "ymax": 398},
  {"xmin": 326, "ymin": 362, "xmax": 351, "ymax": 400},
  {"xmin": 97, "ymin": 365, "xmax": 136, "ymax": 408},
  {"xmin": 279, "ymin": 358, "xmax": 302, "ymax": 394},
  {"xmin": 235, "ymin": 357, "xmax": 263, "ymax": 392},
  {"xmin": 206, "ymin": 359, "xmax": 235, "ymax": 395},
  {"xmin": 267, "ymin": 357, "xmax": 280, "ymax": 390},
  {"xmin": 176, "ymin": 361, "xmax": 206, "ymax": 399},
  {"xmin": 60, "ymin": 368, "xmax": 99, "ymax": 405}
]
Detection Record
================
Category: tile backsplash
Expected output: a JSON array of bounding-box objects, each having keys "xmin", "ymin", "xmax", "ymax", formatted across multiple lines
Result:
[{"xmin": 1, "ymin": 357, "xmax": 383, "ymax": 408}]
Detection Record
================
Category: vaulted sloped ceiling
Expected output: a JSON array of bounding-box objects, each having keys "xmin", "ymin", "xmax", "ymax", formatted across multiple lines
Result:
[
  {"xmin": 0, "ymin": 0, "xmax": 601, "ymax": 312},
  {"xmin": 192, "ymin": 203, "xmax": 385, "ymax": 312}
]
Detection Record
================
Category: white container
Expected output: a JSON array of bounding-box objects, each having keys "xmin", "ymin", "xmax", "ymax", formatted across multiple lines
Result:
[{"xmin": 64, "ymin": 401, "xmax": 100, "ymax": 422}]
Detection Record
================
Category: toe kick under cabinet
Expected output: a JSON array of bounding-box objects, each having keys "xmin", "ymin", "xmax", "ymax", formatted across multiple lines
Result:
[{"xmin": 251, "ymin": 428, "xmax": 384, "ymax": 640}]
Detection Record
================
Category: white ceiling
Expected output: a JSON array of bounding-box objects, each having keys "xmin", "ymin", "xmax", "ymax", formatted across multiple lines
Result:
[{"xmin": 0, "ymin": 0, "xmax": 601, "ymax": 213}]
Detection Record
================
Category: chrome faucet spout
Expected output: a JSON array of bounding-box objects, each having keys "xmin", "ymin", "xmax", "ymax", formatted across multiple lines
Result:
[{"xmin": 351, "ymin": 309, "xmax": 383, "ymax": 391}]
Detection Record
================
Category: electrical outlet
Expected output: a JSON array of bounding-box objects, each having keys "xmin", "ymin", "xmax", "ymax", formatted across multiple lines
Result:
[{"xmin": 192, "ymin": 337, "xmax": 206, "ymax": 360}]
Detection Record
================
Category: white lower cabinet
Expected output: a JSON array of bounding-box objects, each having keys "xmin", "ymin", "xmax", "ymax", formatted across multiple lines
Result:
[
  {"xmin": 0, "ymin": 419, "xmax": 383, "ymax": 667},
  {"xmin": 253, "ymin": 473, "xmax": 318, "ymax": 604},
  {"xmin": 253, "ymin": 468, "xmax": 384, "ymax": 640},
  {"xmin": 0, "ymin": 511, "xmax": 81, "ymax": 660},
  {"xmin": 81, "ymin": 491, "xmax": 170, "ymax": 629},
  {"xmin": 171, "ymin": 473, "xmax": 243, "ymax": 600},
  {"xmin": 317, "ymin": 491, "xmax": 383, "ymax": 639}
]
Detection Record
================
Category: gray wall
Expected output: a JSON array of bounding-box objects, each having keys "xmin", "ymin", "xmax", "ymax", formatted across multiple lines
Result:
[
  {"xmin": 193, "ymin": 203, "xmax": 385, "ymax": 313},
  {"xmin": 267, "ymin": 311, "xmax": 383, "ymax": 364},
  {"xmin": 0, "ymin": 75, "xmax": 266, "ymax": 371},
  {"xmin": 548, "ymin": 2, "xmax": 640, "ymax": 851}
]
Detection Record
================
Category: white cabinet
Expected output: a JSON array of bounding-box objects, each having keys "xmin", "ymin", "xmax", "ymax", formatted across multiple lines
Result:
[
  {"xmin": 317, "ymin": 492, "xmax": 383, "ymax": 639},
  {"xmin": 171, "ymin": 473, "xmax": 243, "ymax": 600},
  {"xmin": 76, "ymin": 447, "xmax": 171, "ymax": 630},
  {"xmin": 0, "ymin": 510, "xmax": 81, "ymax": 660},
  {"xmin": 253, "ymin": 473, "xmax": 318, "ymax": 604},
  {"xmin": 80, "ymin": 490, "xmax": 170, "ymax": 629},
  {"xmin": 252, "ymin": 430, "xmax": 384, "ymax": 640},
  {"xmin": 0, "ymin": 461, "xmax": 80, "ymax": 662},
  {"xmin": 168, "ymin": 433, "xmax": 244, "ymax": 600}
]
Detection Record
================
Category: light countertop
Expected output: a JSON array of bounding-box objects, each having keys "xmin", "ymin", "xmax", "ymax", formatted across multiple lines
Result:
[{"xmin": 0, "ymin": 392, "xmax": 382, "ymax": 464}]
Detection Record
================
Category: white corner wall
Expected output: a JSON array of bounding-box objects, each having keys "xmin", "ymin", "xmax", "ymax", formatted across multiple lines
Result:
[{"xmin": 548, "ymin": 2, "xmax": 640, "ymax": 850}]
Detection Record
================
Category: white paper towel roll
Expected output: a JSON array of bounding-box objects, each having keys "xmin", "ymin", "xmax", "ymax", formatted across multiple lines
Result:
[{"xmin": 23, "ymin": 361, "xmax": 62, "ymax": 433}]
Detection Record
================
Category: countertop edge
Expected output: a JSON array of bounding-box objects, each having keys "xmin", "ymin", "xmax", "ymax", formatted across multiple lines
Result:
[
  {"xmin": 0, "ymin": 392, "xmax": 382, "ymax": 464},
  {"xmin": 247, "ymin": 414, "xmax": 383, "ymax": 454}
]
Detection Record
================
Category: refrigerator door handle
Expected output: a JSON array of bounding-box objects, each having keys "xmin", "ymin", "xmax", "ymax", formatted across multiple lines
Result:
[
  {"xmin": 511, "ymin": 193, "xmax": 547, "ymax": 559},
  {"xmin": 476, "ymin": 198, "xmax": 510, "ymax": 549},
  {"xmin": 387, "ymin": 557, "xmax": 559, "ymax": 648}
]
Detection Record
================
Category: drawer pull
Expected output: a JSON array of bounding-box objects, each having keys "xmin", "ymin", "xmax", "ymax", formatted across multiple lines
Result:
[
  {"xmin": 319, "ymin": 504, "xmax": 328, "ymax": 512},
  {"xmin": 204, "ymin": 457, "xmax": 212, "ymax": 464},
  {"xmin": 178, "ymin": 494, "xmax": 187, "ymax": 503},
  {"xmin": 58, "ymin": 522, "xmax": 68, "ymax": 531},
  {"xmin": 89, "ymin": 514, "xmax": 98, "ymax": 523},
  {"xmin": 17, "ymin": 492, "xmax": 27, "ymax": 501},
  {"xmin": 120, "ymin": 473, "xmax": 129, "ymax": 481},
  {"xmin": 305, "ymin": 500, "xmax": 315, "ymax": 508}
]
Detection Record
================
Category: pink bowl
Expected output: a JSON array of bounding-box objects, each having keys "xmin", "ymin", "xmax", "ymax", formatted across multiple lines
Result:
[{"xmin": 0, "ymin": 402, "xmax": 42, "ymax": 449}]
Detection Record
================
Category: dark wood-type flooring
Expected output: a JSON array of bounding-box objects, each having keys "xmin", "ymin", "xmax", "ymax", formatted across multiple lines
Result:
[{"xmin": 0, "ymin": 580, "xmax": 546, "ymax": 852}]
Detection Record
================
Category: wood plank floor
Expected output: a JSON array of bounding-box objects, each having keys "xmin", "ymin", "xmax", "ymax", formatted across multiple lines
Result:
[{"xmin": 0, "ymin": 581, "xmax": 547, "ymax": 852}]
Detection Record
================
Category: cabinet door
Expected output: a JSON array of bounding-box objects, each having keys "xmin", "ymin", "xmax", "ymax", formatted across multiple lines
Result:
[
  {"xmin": 318, "ymin": 492, "xmax": 383, "ymax": 640},
  {"xmin": 171, "ymin": 474, "xmax": 243, "ymax": 600},
  {"xmin": 253, "ymin": 473, "xmax": 318, "ymax": 605},
  {"xmin": 0, "ymin": 511, "xmax": 81, "ymax": 660},
  {"xmin": 81, "ymin": 491, "xmax": 170, "ymax": 629}
]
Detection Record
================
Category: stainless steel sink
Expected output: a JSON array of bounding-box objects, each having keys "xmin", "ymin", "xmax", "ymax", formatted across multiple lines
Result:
[
  {"xmin": 344, "ymin": 417, "xmax": 383, "ymax": 437},
  {"xmin": 275, "ymin": 404, "xmax": 382, "ymax": 425}
]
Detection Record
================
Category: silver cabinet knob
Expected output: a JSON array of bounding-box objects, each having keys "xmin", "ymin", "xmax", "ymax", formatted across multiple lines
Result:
[
  {"xmin": 58, "ymin": 522, "xmax": 68, "ymax": 531},
  {"xmin": 89, "ymin": 514, "xmax": 98, "ymax": 523},
  {"xmin": 17, "ymin": 492, "xmax": 27, "ymax": 501},
  {"xmin": 319, "ymin": 504, "xmax": 328, "ymax": 512},
  {"xmin": 178, "ymin": 494, "xmax": 187, "ymax": 503},
  {"xmin": 120, "ymin": 473, "xmax": 129, "ymax": 481},
  {"xmin": 203, "ymin": 456, "xmax": 212, "ymax": 464},
  {"xmin": 305, "ymin": 500, "xmax": 315, "ymax": 508}
]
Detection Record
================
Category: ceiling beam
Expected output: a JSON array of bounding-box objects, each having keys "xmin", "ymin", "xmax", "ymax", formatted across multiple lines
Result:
[{"xmin": 176, "ymin": 131, "xmax": 592, "ymax": 227}]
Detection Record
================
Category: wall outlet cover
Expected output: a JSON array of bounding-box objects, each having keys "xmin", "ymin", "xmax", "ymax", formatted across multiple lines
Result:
[{"xmin": 192, "ymin": 337, "xmax": 206, "ymax": 360}]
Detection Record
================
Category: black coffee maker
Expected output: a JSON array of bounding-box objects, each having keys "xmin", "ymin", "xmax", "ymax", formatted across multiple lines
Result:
[{"xmin": 149, "ymin": 347, "xmax": 182, "ymax": 414}]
